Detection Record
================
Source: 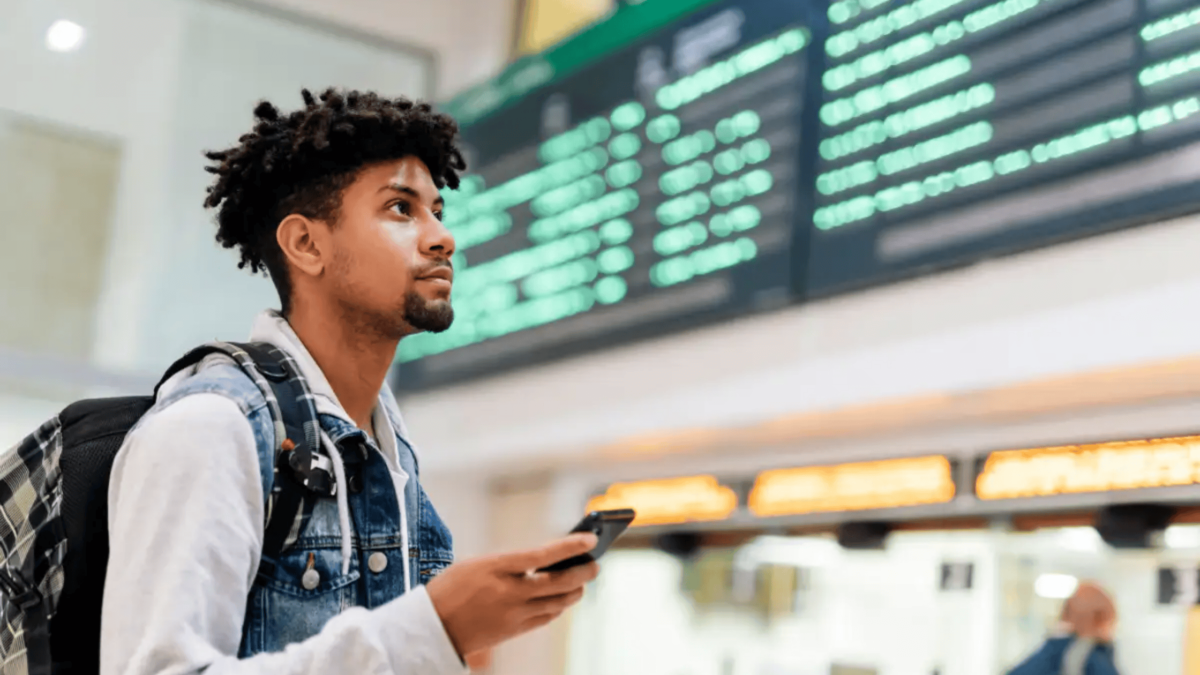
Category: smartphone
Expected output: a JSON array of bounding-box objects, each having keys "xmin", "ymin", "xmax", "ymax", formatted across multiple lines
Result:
[{"xmin": 537, "ymin": 508, "xmax": 636, "ymax": 573}]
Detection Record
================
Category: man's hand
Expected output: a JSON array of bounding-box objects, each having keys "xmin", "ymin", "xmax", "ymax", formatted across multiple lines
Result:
[
  {"xmin": 427, "ymin": 533, "xmax": 600, "ymax": 658},
  {"xmin": 464, "ymin": 648, "xmax": 492, "ymax": 672}
]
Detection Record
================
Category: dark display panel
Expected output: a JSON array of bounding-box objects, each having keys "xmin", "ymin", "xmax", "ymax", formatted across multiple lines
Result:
[
  {"xmin": 807, "ymin": 0, "xmax": 1200, "ymax": 295},
  {"xmin": 395, "ymin": 0, "xmax": 823, "ymax": 390},
  {"xmin": 396, "ymin": 0, "xmax": 1200, "ymax": 391}
]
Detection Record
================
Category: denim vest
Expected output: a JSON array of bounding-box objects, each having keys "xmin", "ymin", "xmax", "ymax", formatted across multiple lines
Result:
[{"xmin": 152, "ymin": 361, "xmax": 454, "ymax": 655}]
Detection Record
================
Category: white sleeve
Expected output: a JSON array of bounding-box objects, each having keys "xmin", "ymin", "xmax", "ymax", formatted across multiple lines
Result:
[{"xmin": 101, "ymin": 393, "xmax": 467, "ymax": 675}]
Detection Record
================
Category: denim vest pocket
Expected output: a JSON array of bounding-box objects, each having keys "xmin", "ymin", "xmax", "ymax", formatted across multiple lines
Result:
[
  {"xmin": 418, "ymin": 552, "xmax": 453, "ymax": 584},
  {"xmin": 242, "ymin": 546, "xmax": 361, "ymax": 655}
]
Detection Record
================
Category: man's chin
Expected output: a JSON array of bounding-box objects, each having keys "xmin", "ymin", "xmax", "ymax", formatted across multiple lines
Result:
[
  {"xmin": 418, "ymin": 318, "xmax": 453, "ymax": 334},
  {"xmin": 403, "ymin": 298, "xmax": 454, "ymax": 334}
]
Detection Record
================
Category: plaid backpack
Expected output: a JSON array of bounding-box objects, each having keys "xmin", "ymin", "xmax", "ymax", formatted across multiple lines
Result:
[{"xmin": 0, "ymin": 341, "xmax": 336, "ymax": 675}]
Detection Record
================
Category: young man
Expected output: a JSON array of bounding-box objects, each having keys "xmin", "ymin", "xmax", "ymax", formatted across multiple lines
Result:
[{"xmin": 100, "ymin": 89, "xmax": 599, "ymax": 674}]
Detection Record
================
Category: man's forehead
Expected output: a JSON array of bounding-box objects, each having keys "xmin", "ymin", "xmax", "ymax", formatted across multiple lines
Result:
[
  {"xmin": 380, "ymin": 156, "xmax": 433, "ymax": 182},
  {"xmin": 364, "ymin": 157, "xmax": 437, "ymax": 196}
]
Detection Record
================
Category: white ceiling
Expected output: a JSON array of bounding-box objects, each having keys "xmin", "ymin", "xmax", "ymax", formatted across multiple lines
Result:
[{"xmin": 250, "ymin": 0, "xmax": 519, "ymax": 98}]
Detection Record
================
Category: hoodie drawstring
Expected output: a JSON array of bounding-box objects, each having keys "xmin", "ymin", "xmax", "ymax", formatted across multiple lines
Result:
[
  {"xmin": 398, "ymin": 477, "xmax": 412, "ymax": 593},
  {"xmin": 319, "ymin": 431, "xmax": 412, "ymax": 591},
  {"xmin": 320, "ymin": 433, "xmax": 353, "ymax": 577}
]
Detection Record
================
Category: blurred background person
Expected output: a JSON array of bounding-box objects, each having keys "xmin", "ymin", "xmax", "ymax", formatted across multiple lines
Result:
[{"xmin": 1007, "ymin": 582, "xmax": 1119, "ymax": 675}]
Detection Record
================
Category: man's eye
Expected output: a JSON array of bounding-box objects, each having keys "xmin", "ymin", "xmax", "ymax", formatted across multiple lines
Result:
[
  {"xmin": 433, "ymin": 210, "xmax": 444, "ymax": 221},
  {"xmin": 392, "ymin": 202, "xmax": 411, "ymax": 216}
]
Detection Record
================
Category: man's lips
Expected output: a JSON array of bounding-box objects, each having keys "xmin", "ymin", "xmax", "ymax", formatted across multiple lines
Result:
[
  {"xmin": 412, "ymin": 266, "xmax": 451, "ymax": 279},
  {"xmin": 417, "ymin": 268, "xmax": 453, "ymax": 283}
]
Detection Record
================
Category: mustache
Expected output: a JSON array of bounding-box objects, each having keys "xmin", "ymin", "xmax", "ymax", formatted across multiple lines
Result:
[{"xmin": 413, "ymin": 259, "xmax": 453, "ymax": 277}]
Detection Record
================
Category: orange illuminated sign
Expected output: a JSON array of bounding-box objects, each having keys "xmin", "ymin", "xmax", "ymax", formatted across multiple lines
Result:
[
  {"xmin": 748, "ymin": 455, "xmax": 955, "ymax": 517},
  {"xmin": 586, "ymin": 475, "xmax": 738, "ymax": 527},
  {"xmin": 976, "ymin": 435, "xmax": 1200, "ymax": 500}
]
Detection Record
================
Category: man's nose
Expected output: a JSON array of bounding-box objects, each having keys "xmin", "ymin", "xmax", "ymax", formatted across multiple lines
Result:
[{"xmin": 421, "ymin": 215, "xmax": 455, "ymax": 257}]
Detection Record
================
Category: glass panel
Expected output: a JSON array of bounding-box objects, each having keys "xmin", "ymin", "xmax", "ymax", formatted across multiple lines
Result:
[{"xmin": 0, "ymin": 111, "xmax": 121, "ymax": 360}]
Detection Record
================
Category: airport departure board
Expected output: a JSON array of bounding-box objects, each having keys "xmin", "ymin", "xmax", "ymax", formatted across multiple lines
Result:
[
  {"xmin": 395, "ymin": 0, "xmax": 1200, "ymax": 390},
  {"xmin": 394, "ymin": 0, "xmax": 822, "ymax": 389},
  {"xmin": 807, "ymin": 0, "xmax": 1200, "ymax": 295}
]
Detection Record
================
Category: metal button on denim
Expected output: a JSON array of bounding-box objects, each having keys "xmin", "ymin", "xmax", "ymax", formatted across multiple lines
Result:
[
  {"xmin": 301, "ymin": 568, "xmax": 320, "ymax": 590},
  {"xmin": 368, "ymin": 551, "xmax": 388, "ymax": 573}
]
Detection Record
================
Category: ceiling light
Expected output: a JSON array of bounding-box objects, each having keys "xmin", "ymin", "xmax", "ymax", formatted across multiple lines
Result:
[
  {"xmin": 1165, "ymin": 525, "xmax": 1200, "ymax": 549},
  {"xmin": 1034, "ymin": 573, "xmax": 1079, "ymax": 599},
  {"xmin": 46, "ymin": 20, "xmax": 85, "ymax": 53}
]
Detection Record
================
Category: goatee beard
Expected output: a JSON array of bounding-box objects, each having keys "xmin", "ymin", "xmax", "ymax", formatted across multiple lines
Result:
[{"xmin": 403, "ymin": 291, "xmax": 454, "ymax": 333}]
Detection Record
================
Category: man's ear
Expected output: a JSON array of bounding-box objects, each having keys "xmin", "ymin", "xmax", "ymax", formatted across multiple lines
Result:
[{"xmin": 276, "ymin": 214, "xmax": 326, "ymax": 279}]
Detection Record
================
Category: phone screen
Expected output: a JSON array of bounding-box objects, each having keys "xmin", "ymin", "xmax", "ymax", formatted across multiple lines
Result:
[{"xmin": 537, "ymin": 509, "xmax": 636, "ymax": 572}]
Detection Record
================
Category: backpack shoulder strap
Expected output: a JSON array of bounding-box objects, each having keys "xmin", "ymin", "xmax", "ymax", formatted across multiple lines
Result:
[{"xmin": 156, "ymin": 341, "xmax": 330, "ymax": 567}]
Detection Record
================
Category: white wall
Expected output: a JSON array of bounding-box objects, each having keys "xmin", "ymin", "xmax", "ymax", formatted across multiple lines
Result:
[
  {"xmin": 406, "ymin": 211, "xmax": 1200, "ymax": 474},
  {"xmin": 420, "ymin": 471, "xmax": 493, "ymax": 559},
  {"xmin": 0, "ymin": 395, "xmax": 74, "ymax": 450}
]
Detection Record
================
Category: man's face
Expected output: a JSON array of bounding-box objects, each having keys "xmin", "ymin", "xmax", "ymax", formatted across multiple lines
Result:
[{"xmin": 326, "ymin": 156, "xmax": 456, "ymax": 339}]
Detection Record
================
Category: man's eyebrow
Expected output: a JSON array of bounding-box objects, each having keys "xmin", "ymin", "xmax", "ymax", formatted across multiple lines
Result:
[{"xmin": 381, "ymin": 183, "xmax": 444, "ymax": 206}]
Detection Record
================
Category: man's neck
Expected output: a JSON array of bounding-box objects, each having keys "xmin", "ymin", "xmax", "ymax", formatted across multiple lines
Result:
[{"xmin": 285, "ymin": 303, "xmax": 398, "ymax": 432}]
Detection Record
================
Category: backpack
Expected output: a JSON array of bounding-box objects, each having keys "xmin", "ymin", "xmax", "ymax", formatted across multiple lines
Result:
[{"xmin": 0, "ymin": 341, "xmax": 338, "ymax": 675}]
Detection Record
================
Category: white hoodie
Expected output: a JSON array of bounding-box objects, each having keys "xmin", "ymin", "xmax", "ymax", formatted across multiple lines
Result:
[{"xmin": 100, "ymin": 311, "xmax": 466, "ymax": 675}]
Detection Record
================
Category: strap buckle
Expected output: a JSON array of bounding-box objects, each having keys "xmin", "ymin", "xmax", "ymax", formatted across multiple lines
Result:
[
  {"xmin": 0, "ymin": 572, "xmax": 39, "ymax": 611},
  {"xmin": 282, "ymin": 438, "xmax": 336, "ymax": 497},
  {"xmin": 14, "ymin": 588, "xmax": 40, "ymax": 611},
  {"xmin": 3, "ymin": 583, "xmax": 42, "ymax": 612}
]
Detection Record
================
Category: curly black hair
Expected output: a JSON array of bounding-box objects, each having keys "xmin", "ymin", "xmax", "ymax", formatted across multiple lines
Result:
[{"xmin": 203, "ymin": 87, "xmax": 466, "ymax": 314}]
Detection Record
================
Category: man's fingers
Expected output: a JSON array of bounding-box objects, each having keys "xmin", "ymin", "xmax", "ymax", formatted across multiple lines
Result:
[
  {"xmin": 524, "ymin": 587, "xmax": 585, "ymax": 621},
  {"xmin": 525, "ymin": 561, "xmax": 600, "ymax": 599},
  {"xmin": 499, "ymin": 533, "xmax": 598, "ymax": 573},
  {"xmin": 519, "ymin": 613, "xmax": 556, "ymax": 634}
]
